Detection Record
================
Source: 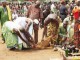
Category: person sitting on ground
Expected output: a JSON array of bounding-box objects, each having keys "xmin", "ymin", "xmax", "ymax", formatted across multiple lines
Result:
[{"xmin": 58, "ymin": 21, "xmax": 68, "ymax": 46}]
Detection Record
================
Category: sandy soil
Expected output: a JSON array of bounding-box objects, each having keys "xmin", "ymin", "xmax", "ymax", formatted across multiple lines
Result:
[{"xmin": 0, "ymin": 25, "xmax": 62, "ymax": 60}]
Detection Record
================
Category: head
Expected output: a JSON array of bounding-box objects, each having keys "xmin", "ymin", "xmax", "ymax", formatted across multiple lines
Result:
[
  {"xmin": 45, "ymin": 5, "xmax": 50, "ymax": 11},
  {"xmin": 72, "ymin": 0, "xmax": 75, "ymax": 4},
  {"xmin": 2, "ymin": 1, "xmax": 7, "ymax": 7},
  {"xmin": 35, "ymin": 1, "xmax": 41, "ymax": 8},
  {"xmin": 61, "ymin": 0, "xmax": 66, "ymax": 5},
  {"xmin": 63, "ymin": 21, "xmax": 68, "ymax": 28}
]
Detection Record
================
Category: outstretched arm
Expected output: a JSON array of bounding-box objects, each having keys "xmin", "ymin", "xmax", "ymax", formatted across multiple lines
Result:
[
  {"xmin": 42, "ymin": 18, "xmax": 51, "ymax": 40},
  {"xmin": 13, "ymin": 29, "xmax": 31, "ymax": 47}
]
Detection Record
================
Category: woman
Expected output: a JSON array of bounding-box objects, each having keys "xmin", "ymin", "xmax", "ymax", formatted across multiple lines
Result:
[
  {"xmin": 2, "ymin": 21, "xmax": 21, "ymax": 50},
  {"xmin": 72, "ymin": 1, "xmax": 80, "ymax": 48},
  {"xmin": 2, "ymin": 17, "xmax": 35, "ymax": 50},
  {"xmin": 42, "ymin": 14, "xmax": 59, "ymax": 46}
]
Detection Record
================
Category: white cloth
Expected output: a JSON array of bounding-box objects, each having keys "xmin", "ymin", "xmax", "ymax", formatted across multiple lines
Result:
[
  {"xmin": 51, "ymin": 4, "xmax": 58, "ymax": 14},
  {"xmin": 5, "ymin": 21, "xmax": 23, "ymax": 44},
  {"xmin": 5, "ymin": 21, "xmax": 21, "ymax": 31},
  {"xmin": 24, "ymin": 6, "xmax": 28, "ymax": 12},
  {"xmin": 14, "ymin": 17, "xmax": 33, "ymax": 35},
  {"xmin": 14, "ymin": 17, "xmax": 27, "ymax": 30},
  {"xmin": 33, "ymin": 19, "xmax": 39, "ymax": 24},
  {"xmin": 12, "ymin": 13, "xmax": 18, "ymax": 20},
  {"xmin": 51, "ymin": 4, "xmax": 56, "ymax": 12},
  {"xmin": 28, "ymin": 23, "xmax": 33, "ymax": 36},
  {"xmin": 63, "ymin": 16, "xmax": 70, "ymax": 24}
]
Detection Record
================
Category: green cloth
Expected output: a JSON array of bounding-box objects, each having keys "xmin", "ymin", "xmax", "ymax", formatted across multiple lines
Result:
[
  {"xmin": 47, "ymin": 22, "xmax": 58, "ymax": 42},
  {"xmin": 2, "ymin": 24, "xmax": 18, "ymax": 48},
  {"xmin": 0, "ymin": 6, "xmax": 9, "ymax": 27},
  {"xmin": 59, "ymin": 25, "xmax": 67, "ymax": 37},
  {"xmin": 2, "ymin": 22, "xmax": 28, "ymax": 50}
]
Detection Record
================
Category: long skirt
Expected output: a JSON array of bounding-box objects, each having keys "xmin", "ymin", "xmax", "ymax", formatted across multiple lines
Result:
[
  {"xmin": 2, "ymin": 24, "xmax": 18, "ymax": 48},
  {"xmin": 2, "ymin": 24, "xmax": 23, "ymax": 50},
  {"xmin": 47, "ymin": 22, "xmax": 58, "ymax": 45},
  {"xmin": 74, "ymin": 21, "xmax": 80, "ymax": 48}
]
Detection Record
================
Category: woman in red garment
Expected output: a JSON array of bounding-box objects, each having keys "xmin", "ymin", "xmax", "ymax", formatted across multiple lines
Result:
[{"xmin": 72, "ymin": 1, "xmax": 80, "ymax": 48}]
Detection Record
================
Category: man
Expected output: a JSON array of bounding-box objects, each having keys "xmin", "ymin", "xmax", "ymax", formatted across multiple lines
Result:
[
  {"xmin": 27, "ymin": 1, "xmax": 43, "ymax": 44},
  {"xmin": 42, "ymin": 5, "xmax": 50, "ymax": 27},
  {"xmin": 60, "ymin": 1, "xmax": 68, "ymax": 21},
  {"xmin": 42, "ymin": 14, "xmax": 59, "ymax": 46},
  {"xmin": 0, "ymin": 0, "xmax": 12, "ymax": 27}
]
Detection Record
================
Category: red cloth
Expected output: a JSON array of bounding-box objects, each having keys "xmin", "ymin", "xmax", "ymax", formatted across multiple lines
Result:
[
  {"xmin": 73, "ymin": 11, "xmax": 79, "ymax": 20},
  {"xmin": 72, "ymin": 6, "xmax": 80, "ymax": 20}
]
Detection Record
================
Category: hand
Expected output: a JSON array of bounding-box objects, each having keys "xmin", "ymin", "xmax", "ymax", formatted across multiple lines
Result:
[{"xmin": 33, "ymin": 23, "xmax": 39, "ymax": 30}]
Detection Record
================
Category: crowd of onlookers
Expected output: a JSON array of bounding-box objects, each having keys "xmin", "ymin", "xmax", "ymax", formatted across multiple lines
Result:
[{"xmin": 0, "ymin": 0, "xmax": 80, "ymax": 50}]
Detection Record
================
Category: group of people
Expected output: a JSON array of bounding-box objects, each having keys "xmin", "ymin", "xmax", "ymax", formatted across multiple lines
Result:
[{"xmin": 0, "ymin": 0, "xmax": 80, "ymax": 50}]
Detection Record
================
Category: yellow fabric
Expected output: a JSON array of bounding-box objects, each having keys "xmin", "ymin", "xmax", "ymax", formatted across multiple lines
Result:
[
  {"xmin": 6, "ymin": 5, "xmax": 12, "ymax": 21},
  {"xmin": 47, "ymin": 22, "xmax": 58, "ymax": 42}
]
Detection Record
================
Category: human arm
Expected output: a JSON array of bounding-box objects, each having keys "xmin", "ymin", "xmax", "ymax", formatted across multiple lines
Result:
[
  {"xmin": 13, "ymin": 28, "xmax": 31, "ymax": 47},
  {"xmin": 26, "ymin": 5, "xmax": 31, "ymax": 17},
  {"xmin": 25, "ymin": 19, "xmax": 32, "ymax": 32},
  {"xmin": 41, "ymin": 18, "xmax": 51, "ymax": 40}
]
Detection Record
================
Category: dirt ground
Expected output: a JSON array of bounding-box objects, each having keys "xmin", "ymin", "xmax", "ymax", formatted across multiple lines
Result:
[{"xmin": 0, "ymin": 25, "xmax": 63, "ymax": 60}]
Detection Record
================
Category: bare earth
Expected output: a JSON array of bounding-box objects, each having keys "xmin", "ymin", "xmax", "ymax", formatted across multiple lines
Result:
[{"xmin": 0, "ymin": 25, "xmax": 62, "ymax": 60}]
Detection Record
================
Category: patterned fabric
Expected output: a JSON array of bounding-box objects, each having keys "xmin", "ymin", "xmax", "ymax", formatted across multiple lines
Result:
[
  {"xmin": 2, "ymin": 21, "xmax": 24, "ymax": 50},
  {"xmin": 74, "ymin": 22, "xmax": 80, "ymax": 40},
  {"xmin": 47, "ymin": 22, "xmax": 58, "ymax": 42},
  {"xmin": 2, "ymin": 24, "xmax": 18, "ymax": 48},
  {"xmin": 74, "ymin": 21, "xmax": 80, "ymax": 47}
]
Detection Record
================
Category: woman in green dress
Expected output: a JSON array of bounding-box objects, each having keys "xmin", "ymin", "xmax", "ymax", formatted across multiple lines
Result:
[
  {"xmin": 2, "ymin": 17, "xmax": 35, "ymax": 50},
  {"xmin": 2, "ymin": 21, "xmax": 21, "ymax": 50}
]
